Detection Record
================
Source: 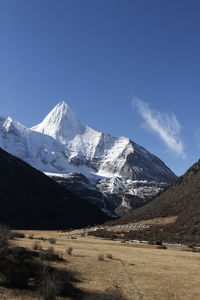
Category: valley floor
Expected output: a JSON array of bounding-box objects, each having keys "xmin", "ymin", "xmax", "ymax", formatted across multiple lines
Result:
[{"xmin": 1, "ymin": 229, "xmax": 200, "ymax": 300}]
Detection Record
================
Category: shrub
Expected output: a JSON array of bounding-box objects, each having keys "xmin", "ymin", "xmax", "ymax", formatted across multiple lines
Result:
[
  {"xmin": 98, "ymin": 254, "xmax": 104, "ymax": 261},
  {"xmin": 191, "ymin": 247, "xmax": 200, "ymax": 253},
  {"xmin": 187, "ymin": 242, "xmax": 197, "ymax": 248},
  {"xmin": 0, "ymin": 246, "xmax": 39, "ymax": 288},
  {"xmin": 155, "ymin": 241, "xmax": 163, "ymax": 245},
  {"xmin": 29, "ymin": 234, "xmax": 34, "ymax": 239},
  {"xmin": 148, "ymin": 241, "xmax": 155, "ymax": 245},
  {"xmin": 0, "ymin": 246, "xmax": 79, "ymax": 298},
  {"xmin": 48, "ymin": 238, "xmax": 56, "ymax": 245},
  {"xmin": 156, "ymin": 245, "xmax": 167, "ymax": 249},
  {"xmin": 1, "ymin": 261, "xmax": 36, "ymax": 288},
  {"xmin": 38, "ymin": 265, "xmax": 64, "ymax": 300},
  {"xmin": 66, "ymin": 247, "xmax": 73, "ymax": 255},
  {"xmin": 9, "ymin": 246, "xmax": 39, "ymax": 259},
  {"xmin": 47, "ymin": 246, "xmax": 54, "ymax": 254},
  {"xmin": 85, "ymin": 288, "xmax": 128, "ymax": 300},
  {"xmin": 32, "ymin": 241, "xmax": 42, "ymax": 251},
  {"xmin": 88, "ymin": 230, "xmax": 117, "ymax": 240},
  {"xmin": 10, "ymin": 232, "xmax": 25, "ymax": 239},
  {"xmin": 40, "ymin": 247, "xmax": 64, "ymax": 262}
]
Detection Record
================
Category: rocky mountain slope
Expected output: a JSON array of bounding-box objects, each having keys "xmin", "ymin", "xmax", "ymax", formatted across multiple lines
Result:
[
  {"xmin": 0, "ymin": 102, "xmax": 177, "ymax": 215},
  {"xmin": 115, "ymin": 159, "xmax": 200, "ymax": 243},
  {"xmin": 33, "ymin": 102, "xmax": 176, "ymax": 183},
  {"xmin": 0, "ymin": 148, "xmax": 109, "ymax": 229}
]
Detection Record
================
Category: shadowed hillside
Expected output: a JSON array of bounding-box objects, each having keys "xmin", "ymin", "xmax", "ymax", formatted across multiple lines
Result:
[
  {"xmin": 0, "ymin": 148, "xmax": 109, "ymax": 229},
  {"xmin": 112, "ymin": 159, "xmax": 200, "ymax": 243}
]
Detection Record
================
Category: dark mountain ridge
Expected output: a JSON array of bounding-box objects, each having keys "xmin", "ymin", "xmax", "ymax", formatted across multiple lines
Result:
[{"xmin": 0, "ymin": 148, "xmax": 109, "ymax": 229}]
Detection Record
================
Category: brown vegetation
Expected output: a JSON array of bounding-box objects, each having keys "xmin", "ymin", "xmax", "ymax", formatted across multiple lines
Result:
[
  {"xmin": 98, "ymin": 254, "xmax": 105, "ymax": 261},
  {"xmin": 109, "ymin": 159, "xmax": 200, "ymax": 244},
  {"xmin": 66, "ymin": 247, "xmax": 73, "ymax": 255},
  {"xmin": 48, "ymin": 238, "xmax": 56, "ymax": 244},
  {"xmin": 106, "ymin": 253, "xmax": 113, "ymax": 259},
  {"xmin": 1, "ymin": 228, "xmax": 200, "ymax": 299},
  {"xmin": 32, "ymin": 241, "xmax": 42, "ymax": 251},
  {"xmin": 88, "ymin": 229, "xmax": 117, "ymax": 240},
  {"xmin": 0, "ymin": 226, "xmax": 83, "ymax": 299}
]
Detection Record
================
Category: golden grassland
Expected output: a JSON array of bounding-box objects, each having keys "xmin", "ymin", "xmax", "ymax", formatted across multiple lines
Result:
[{"xmin": 1, "ymin": 227, "xmax": 200, "ymax": 300}]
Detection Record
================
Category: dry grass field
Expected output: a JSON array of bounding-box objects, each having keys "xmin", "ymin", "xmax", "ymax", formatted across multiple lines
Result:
[
  {"xmin": 104, "ymin": 216, "xmax": 178, "ymax": 233},
  {"xmin": 1, "ymin": 229, "xmax": 200, "ymax": 300}
]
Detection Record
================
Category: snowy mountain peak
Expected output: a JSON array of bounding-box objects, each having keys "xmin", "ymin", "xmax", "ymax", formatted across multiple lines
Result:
[
  {"xmin": 2, "ymin": 116, "xmax": 28, "ymax": 135},
  {"xmin": 53, "ymin": 101, "xmax": 70, "ymax": 115},
  {"xmin": 3, "ymin": 117, "xmax": 15, "ymax": 132},
  {"xmin": 0, "ymin": 103, "xmax": 177, "ymax": 216},
  {"xmin": 32, "ymin": 101, "xmax": 86, "ymax": 143},
  {"xmin": 30, "ymin": 102, "xmax": 177, "ymax": 183}
]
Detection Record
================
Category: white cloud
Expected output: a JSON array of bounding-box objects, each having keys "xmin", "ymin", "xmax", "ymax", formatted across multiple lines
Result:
[{"xmin": 132, "ymin": 98, "xmax": 185, "ymax": 158}]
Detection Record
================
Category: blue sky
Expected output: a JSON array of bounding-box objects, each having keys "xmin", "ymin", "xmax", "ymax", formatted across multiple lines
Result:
[{"xmin": 0, "ymin": 0, "xmax": 200, "ymax": 176}]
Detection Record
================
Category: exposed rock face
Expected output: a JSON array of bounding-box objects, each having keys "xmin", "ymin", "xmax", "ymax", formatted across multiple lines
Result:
[
  {"xmin": 49, "ymin": 173, "xmax": 108, "ymax": 210},
  {"xmin": 0, "ymin": 102, "xmax": 177, "ymax": 215},
  {"xmin": 48, "ymin": 173, "xmax": 168, "ymax": 216},
  {"xmin": 96, "ymin": 177, "xmax": 167, "ymax": 216}
]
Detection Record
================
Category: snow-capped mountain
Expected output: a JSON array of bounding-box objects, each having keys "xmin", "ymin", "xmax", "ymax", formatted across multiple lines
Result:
[
  {"xmin": 33, "ymin": 101, "xmax": 176, "ymax": 183},
  {"xmin": 0, "ymin": 115, "xmax": 69, "ymax": 173},
  {"xmin": 0, "ymin": 101, "xmax": 177, "ymax": 215},
  {"xmin": 32, "ymin": 101, "xmax": 86, "ymax": 143}
]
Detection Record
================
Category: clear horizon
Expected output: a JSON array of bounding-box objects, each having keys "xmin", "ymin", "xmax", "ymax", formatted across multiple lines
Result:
[{"xmin": 1, "ymin": 0, "xmax": 200, "ymax": 176}]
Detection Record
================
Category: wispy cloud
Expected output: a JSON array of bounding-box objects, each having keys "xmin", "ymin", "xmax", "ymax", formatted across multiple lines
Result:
[{"xmin": 132, "ymin": 98, "xmax": 185, "ymax": 158}]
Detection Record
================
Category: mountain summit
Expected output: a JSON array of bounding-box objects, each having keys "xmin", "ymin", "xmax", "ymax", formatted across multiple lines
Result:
[
  {"xmin": 0, "ymin": 102, "xmax": 177, "ymax": 215},
  {"xmin": 32, "ymin": 102, "xmax": 176, "ymax": 183},
  {"xmin": 32, "ymin": 101, "xmax": 86, "ymax": 143}
]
